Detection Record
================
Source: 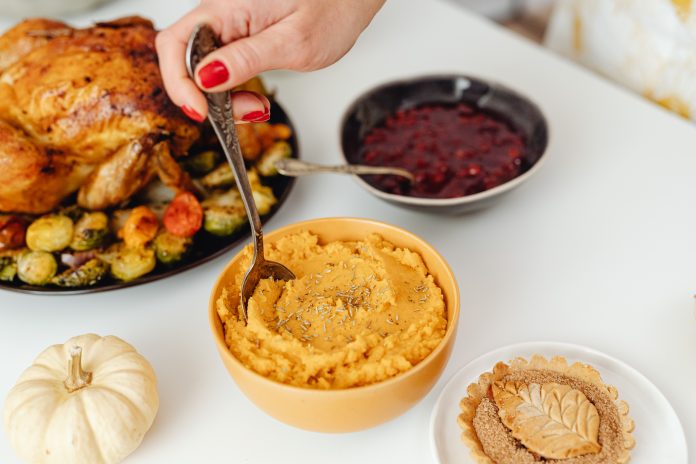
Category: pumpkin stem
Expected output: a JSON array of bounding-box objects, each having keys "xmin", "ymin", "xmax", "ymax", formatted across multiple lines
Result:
[{"xmin": 64, "ymin": 346, "xmax": 92, "ymax": 393}]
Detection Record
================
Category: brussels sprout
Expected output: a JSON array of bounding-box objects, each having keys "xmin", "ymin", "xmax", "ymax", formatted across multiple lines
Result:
[
  {"xmin": 154, "ymin": 231, "xmax": 192, "ymax": 264},
  {"xmin": 252, "ymin": 184, "xmax": 277, "ymax": 215},
  {"xmin": 202, "ymin": 188, "xmax": 247, "ymax": 236},
  {"xmin": 0, "ymin": 256, "xmax": 17, "ymax": 281},
  {"xmin": 70, "ymin": 212, "xmax": 110, "ymax": 251},
  {"xmin": 110, "ymin": 246, "xmax": 156, "ymax": 282},
  {"xmin": 256, "ymin": 141, "xmax": 292, "ymax": 177},
  {"xmin": 182, "ymin": 150, "xmax": 221, "ymax": 176},
  {"xmin": 201, "ymin": 163, "xmax": 234, "ymax": 188},
  {"xmin": 26, "ymin": 215, "xmax": 74, "ymax": 252},
  {"xmin": 203, "ymin": 188, "xmax": 242, "ymax": 208},
  {"xmin": 203, "ymin": 206, "xmax": 247, "ymax": 236},
  {"xmin": 57, "ymin": 205, "xmax": 85, "ymax": 222},
  {"xmin": 17, "ymin": 250, "xmax": 57, "ymax": 285},
  {"xmin": 52, "ymin": 258, "xmax": 108, "ymax": 287}
]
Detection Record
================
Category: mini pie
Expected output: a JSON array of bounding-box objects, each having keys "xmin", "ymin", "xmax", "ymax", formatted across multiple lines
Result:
[{"xmin": 458, "ymin": 355, "xmax": 635, "ymax": 464}]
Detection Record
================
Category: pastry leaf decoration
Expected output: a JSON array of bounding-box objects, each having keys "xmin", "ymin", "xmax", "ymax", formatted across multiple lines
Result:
[{"xmin": 492, "ymin": 381, "xmax": 601, "ymax": 459}]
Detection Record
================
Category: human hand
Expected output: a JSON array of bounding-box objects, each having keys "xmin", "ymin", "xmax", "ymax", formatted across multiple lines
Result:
[{"xmin": 156, "ymin": 0, "xmax": 385, "ymax": 123}]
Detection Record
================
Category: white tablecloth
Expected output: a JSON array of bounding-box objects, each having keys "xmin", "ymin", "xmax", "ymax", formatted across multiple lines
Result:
[{"xmin": 1, "ymin": 1, "xmax": 694, "ymax": 462}]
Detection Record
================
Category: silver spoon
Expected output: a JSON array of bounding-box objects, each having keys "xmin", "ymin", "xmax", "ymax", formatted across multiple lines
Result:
[
  {"xmin": 274, "ymin": 158, "xmax": 415, "ymax": 183},
  {"xmin": 186, "ymin": 24, "xmax": 294, "ymax": 323}
]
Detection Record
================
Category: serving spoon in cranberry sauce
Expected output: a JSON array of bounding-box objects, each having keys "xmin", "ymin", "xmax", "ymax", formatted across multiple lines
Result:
[{"xmin": 274, "ymin": 158, "xmax": 414, "ymax": 183}]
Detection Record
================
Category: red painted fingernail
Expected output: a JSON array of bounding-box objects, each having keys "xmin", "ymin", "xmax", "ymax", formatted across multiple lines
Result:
[
  {"xmin": 241, "ymin": 110, "xmax": 266, "ymax": 122},
  {"xmin": 251, "ymin": 113, "xmax": 270, "ymax": 123},
  {"xmin": 181, "ymin": 105, "xmax": 205, "ymax": 122},
  {"xmin": 198, "ymin": 60, "xmax": 229, "ymax": 89}
]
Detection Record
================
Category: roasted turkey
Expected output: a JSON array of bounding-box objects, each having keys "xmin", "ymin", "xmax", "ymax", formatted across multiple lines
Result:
[{"xmin": 0, "ymin": 17, "xmax": 201, "ymax": 214}]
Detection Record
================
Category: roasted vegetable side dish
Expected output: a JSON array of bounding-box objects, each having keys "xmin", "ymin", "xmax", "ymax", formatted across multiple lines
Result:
[
  {"xmin": 52, "ymin": 258, "xmax": 109, "ymax": 288},
  {"xmin": 257, "ymin": 141, "xmax": 292, "ymax": 177},
  {"xmin": 0, "ymin": 216, "xmax": 26, "ymax": 250},
  {"xmin": 17, "ymin": 251, "xmax": 57, "ymax": 285},
  {"xmin": 26, "ymin": 215, "xmax": 74, "ymax": 252},
  {"xmin": 0, "ymin": 255, "xmax": 17, "ymax": 281},
  {"xmin": 0, "ymin": 16, "xmax": 296, "ymax": 290},
  {"xmin": 154, "ymin": 231, "xmax": 192, "ymax": 265},
  {"xmin": 71, "ymin": 212, "xmax": 109, "ymax": 251},
  {"xmin": 0, "ymin": 86, "xmax": 293, "ymax": 289},
  {"xmin": 118, "ymin": 206, "xmax": 159, "ymax": 248},
  {"xmin": 109, "ymin": 245, "xmax": 157, "ymax": 282}
]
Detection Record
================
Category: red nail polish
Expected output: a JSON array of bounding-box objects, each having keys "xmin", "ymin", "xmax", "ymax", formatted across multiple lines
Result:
[
  {"xmin": 198, "ymin": 60, "xmax": 229, "ymax": 89},
  {"xmin": 241, "ymin": 110, "xmax": 266, "ymax": 122},
  {"xmin": 181, "ymin": 105, "xmax": 205, "ymax": 122},
  {"xmin": 251, "ymin": 113, "xmax": 270, "ymax": 123}
]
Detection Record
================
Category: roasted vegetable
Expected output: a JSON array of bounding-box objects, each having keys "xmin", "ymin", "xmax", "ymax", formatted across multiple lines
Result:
[
  {"xmin": 110, "ymin": 209, "xmax": 131, "ymax": 234},
  {"xmin": 201, "ymin": 163, "xmax": 235, "ymax": 188},
  {"xmin": 0, "ymin": 215, "xmax": 27, "ymax": 250},
  {"xmin": 110, "ymin": 246, "xmax": 156, "ymax": 282},
  {"xmin": 17, "ymin": 251, "xmax": 57, "ymax": 285},
  {"xmin": 163, "ymin": 192, "xmax": 203, "ymax": 238},
  {"xmin": 154, "ymin": 231, "xmax": 192, "ymax": 264},
  {"xmin": 247, "ymin": 169, "xmax": 263, "ymax": 187},
  {"xmin": 181, "ymin": 150, "xmax": 220, "ymax": 175},
  {"xmin": 202, "ymin": 189, "xmax": 247, "ymax": 236},
  {"xmin": 70, "ymin": 212, "xmax": 109, "ymax": 251},
  {"xmin": 256, "ymin": 141, "xmax": 292, "ymax": 177},
  {"xmin": 203, "ymin": 206, "xmax": 247, "ymax": 236},
  {"xmin": 61, "ymin": 251, "xmax": 97, "ymax": 269},
  {"xmin": 252, "ymin": 183, "xmax": 277, "ymax": 215},
  {"xmin": 237, "ymin": 123, "xmax": 262, "ymax": 161},
  {"xmin": 52, "ymin": 258, "xmax": 108, "ymax": 287},
  {"xmin": 0, "ymin": 255, "xmax": 17, "ymax": 281},
  {"xmin": 57, "ymin": 205, "xmax": 85, "ymax": 222},
  {"xmin": 26, "ymin": 215, "xmax": 74, "ymax": 252},
  {"xmin": 255, "ymin": 123, "xmax": 292, "ymax": 149},
  {"xmin": 118, "ymin": 206, "xmax": 159, "ymax": 248}
]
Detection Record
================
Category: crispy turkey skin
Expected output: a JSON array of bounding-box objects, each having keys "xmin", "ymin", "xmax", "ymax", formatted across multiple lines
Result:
[{"xmin": 0, "ymin": 17, "xmax": 200, "ymax": 213}]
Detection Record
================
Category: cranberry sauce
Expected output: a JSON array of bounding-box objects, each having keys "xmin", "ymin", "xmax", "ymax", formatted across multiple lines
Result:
[{"xmin": 359, "ymin": 103, "xmax": 527, "ymax": 199}]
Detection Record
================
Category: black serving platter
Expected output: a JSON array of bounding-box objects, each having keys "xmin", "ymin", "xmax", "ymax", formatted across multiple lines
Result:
[{"xmin": 0, "ymin": 100, "xmax": 298, "ymax": 295}]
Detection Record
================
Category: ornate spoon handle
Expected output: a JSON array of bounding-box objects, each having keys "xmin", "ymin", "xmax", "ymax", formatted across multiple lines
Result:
[
  {"xmin": 274, "ymin": 158, "xmax": 414, "ymax": 183},
  {"xmin": 186, "ymin": 24, "xmax": 264, "ymax": 255}
]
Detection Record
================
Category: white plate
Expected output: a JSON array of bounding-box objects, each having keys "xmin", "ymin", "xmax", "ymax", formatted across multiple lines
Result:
[{"xmin": 430, "ymin": 341, "xmax": 687, "ymax": 464}]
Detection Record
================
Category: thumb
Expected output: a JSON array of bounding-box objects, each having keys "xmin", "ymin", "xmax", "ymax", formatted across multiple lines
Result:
[{"xmin": 194, "ymin": 29, "xmax": 285, "ymax": 92}]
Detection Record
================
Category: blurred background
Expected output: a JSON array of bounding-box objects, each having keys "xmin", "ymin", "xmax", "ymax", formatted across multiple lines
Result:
[{"xmin": 0, "ymin": 0, "xmax": 694, "ymax": 123}]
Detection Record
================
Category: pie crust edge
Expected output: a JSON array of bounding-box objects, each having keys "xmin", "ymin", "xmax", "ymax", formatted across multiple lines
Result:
[{"xmin": 457, "ymin": 355, "xmax": 635, "ymax": 464}]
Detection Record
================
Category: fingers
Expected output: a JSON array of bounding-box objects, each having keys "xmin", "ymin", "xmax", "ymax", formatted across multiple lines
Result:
[
  {"xmin": 178, "ymin": 90, "xmax": 270, "ymax": 123},
  {"xmin": 156, "ymin": 7, "xmax": 219, "ymax": 119},
  {"xmin": 155, "ymin": 7, "xmax": 270, "ymax": 122},
  {"xmin": 230, "ymin": 91, "xmax": 271, "ymax": 123},
  {"xmin": 193, "ymin": 26, "xmax": 287, "ymax": 94}
]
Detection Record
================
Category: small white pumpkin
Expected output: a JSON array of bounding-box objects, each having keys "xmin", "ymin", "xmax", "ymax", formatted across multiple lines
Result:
[{"xmin": 3, "ymin": 334, "xmax": 159, "ymax": 464}]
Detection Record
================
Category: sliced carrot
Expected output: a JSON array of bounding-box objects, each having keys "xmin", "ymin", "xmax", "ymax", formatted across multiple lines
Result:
[{"xmin": 163, "ymin": 192, "xmax": 203, "ymax": 238}]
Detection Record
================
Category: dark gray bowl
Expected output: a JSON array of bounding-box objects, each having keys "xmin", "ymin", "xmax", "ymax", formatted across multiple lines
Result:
[{"xmin": 340, "ymin": 74, "xmax": 549, "ymax": 214}]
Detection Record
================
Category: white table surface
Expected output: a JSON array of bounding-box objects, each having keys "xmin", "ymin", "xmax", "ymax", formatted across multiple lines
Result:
[{"xmin": 1, "ymin": 1, "xmax": 695, "ymax": 463}]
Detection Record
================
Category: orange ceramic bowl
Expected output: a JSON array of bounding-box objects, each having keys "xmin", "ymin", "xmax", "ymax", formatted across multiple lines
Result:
[{"xmin": 208, "ymin": 217, "xmax": 460, "ymax": 432}]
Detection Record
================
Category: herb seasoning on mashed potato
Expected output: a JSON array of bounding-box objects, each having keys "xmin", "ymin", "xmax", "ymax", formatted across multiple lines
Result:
[{"xmin": 216, "ymin": 231, "xmax": 447, "ymax": 389}]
